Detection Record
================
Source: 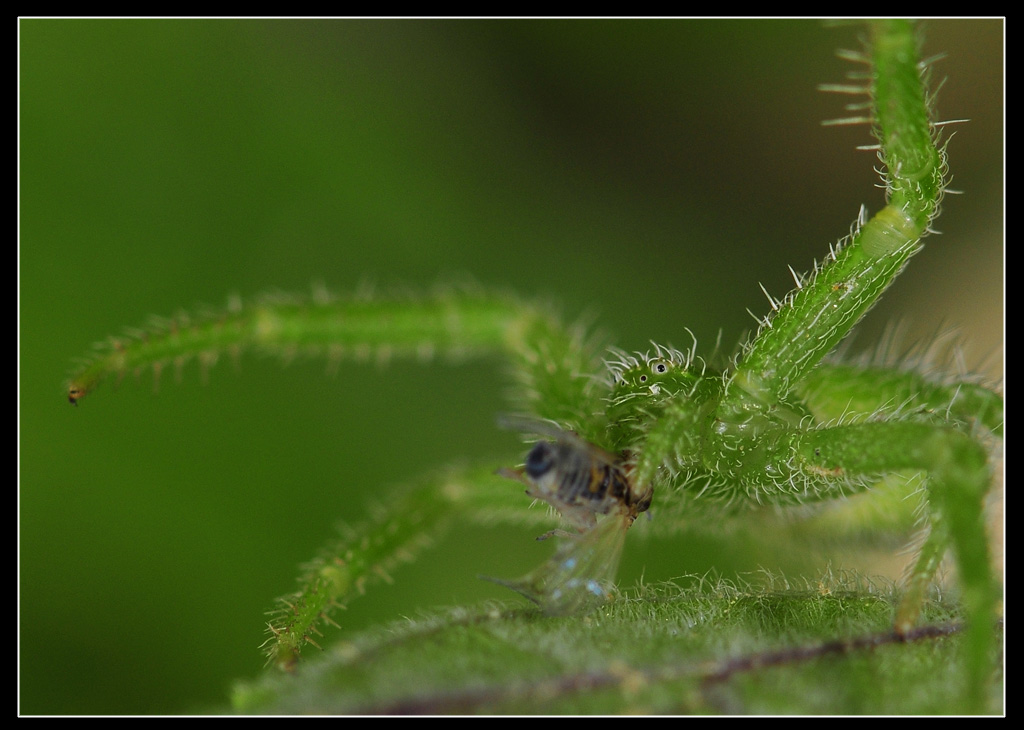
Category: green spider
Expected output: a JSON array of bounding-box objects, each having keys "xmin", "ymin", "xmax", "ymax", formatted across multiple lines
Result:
[{"xmin": 65, "ymin": 20, "xmax": 1002, "ymax": 710}]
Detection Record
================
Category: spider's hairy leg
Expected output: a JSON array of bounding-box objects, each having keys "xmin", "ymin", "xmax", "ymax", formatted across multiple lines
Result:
[
  {"xmin": 707, "ymin": 302, "xmax": 1003, "ymax": 710},
  {"xmin": 797, "ymin": 361, "xmax": 1004, "ymax": 438},
  {"xmin": 791, "ymin": 422, "xmax": 998, "ymax": 710},
  {"xmin": 689, "ymin": 396, "xmax": 999, "ymax": 710},
  {"xmin": 264, "ymin": 463, "xmax": 557, "ymax": 669},
  {"xmin": 730, "ymin": 20, "xmax": 946, "ymax": 411},
  {"xmin": 798, "ymin": 357, "xmax": 1003, "ymax": 691},
  {"xmin": 503, "ymin": 303, "xmax": 611, "ymax": 443},
  {"xmin": 66, "ymin": 284, "xmax": 607, "ymax": 418}
]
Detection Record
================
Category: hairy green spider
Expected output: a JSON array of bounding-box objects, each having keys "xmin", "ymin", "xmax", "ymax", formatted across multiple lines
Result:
[{"xmin": 65, "ymin": 20, "xmax": 1002, "ymax": 711}]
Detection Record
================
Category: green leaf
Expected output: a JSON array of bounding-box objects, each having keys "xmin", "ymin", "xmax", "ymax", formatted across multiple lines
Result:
[{"xmin": 232, "ymin": 577, "xmax": 1000, "ymax": 714}]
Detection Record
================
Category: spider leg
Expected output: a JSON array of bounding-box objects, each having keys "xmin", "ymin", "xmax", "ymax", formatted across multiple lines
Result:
[{"xmin": 787, "ymin": 421, "xmax": 999, "ymax": 709}]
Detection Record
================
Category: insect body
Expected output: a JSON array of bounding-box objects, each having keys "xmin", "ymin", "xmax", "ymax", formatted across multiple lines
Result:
[
  {"xmin": 503, "ymin": 422, "xmax": 652, "ymax": 531},
  {"xmin": 493, "ymin": 421, "xmax": 653, "ymax": 613}
]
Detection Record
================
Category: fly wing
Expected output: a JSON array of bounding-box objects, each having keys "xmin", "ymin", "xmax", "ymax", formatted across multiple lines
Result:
[
  {"xmin": 496, "ymin": 413, "xmax": 622, "ymax": 468},
  {"xmin": 482, "ymin": 513, "xmax": 630, "ymax": 616}
]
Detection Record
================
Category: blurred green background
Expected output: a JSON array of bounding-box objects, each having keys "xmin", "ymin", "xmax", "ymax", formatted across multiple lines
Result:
[{"xmin": 20, "ymin": 19, "xmax": 1002, "ymax": 714}]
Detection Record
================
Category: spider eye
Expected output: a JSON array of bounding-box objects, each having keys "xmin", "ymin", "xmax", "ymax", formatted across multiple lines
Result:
[
  {"xmin": 639, "ymin": 375, "xmax": 647, "ymax": 382},
  {"xmin": 525, "ymin": 442, "xmax": 556, "ymax": 479},
  {"xmin": 655, "ymin": 362, "xmax": 667, "ymax": 374}
]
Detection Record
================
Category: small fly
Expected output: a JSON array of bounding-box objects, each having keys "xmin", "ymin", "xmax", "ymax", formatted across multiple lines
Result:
[{"xmin": 490, "ymin": 417, "xmax": 652, "ymax": 614}]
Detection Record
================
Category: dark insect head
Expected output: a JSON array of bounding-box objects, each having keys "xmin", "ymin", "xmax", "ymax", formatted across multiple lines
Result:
[{"xmin": 525, "ymin": 442, "xmax": 556, "ymax": 480}]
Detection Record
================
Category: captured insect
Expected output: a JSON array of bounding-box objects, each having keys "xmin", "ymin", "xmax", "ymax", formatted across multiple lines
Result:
[
  {"xmin": 489, "ymin": 418, "xmax": 653, "ymax": 614},
  {"xmin": 497, "ymin": 416, "xmax": 652, "ymax": 532}
]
